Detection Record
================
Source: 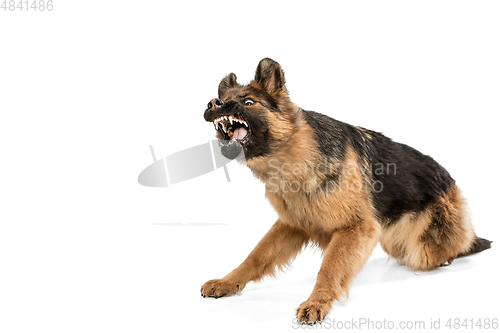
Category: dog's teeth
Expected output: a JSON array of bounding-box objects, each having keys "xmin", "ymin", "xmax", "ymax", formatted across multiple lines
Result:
[{"xmin": 213, "ymin": 115, "xmax": 248, "ymax": 133}]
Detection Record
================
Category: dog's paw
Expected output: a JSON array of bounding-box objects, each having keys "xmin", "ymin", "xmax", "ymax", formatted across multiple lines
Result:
[
  {"xmin": 200, "ymin": 279, "xmax": 242, "ymax": 298},
  {"xmin": 296, "ymin": 301, "xmax": 331, "ymax": 324}
]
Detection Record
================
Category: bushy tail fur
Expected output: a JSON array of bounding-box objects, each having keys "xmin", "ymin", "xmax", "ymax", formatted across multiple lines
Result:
[{"xmin": 456, "ymin": 237, "xmax": 492, "ymax": 258}]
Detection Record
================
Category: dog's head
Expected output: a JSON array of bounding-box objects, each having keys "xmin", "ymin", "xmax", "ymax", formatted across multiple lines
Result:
[{"xmin": 204, "ymin": 58, "xmax": 297, "ymax": 160}]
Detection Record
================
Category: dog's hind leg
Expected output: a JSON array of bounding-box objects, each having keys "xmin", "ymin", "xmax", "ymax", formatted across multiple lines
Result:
[{"xmin": 380, "ymin": 185, "xmax": 480, "ymax": 271}]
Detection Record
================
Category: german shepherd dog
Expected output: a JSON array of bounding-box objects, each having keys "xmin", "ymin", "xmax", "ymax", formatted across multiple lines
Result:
[{"xmin": 201, "ymin": 58, "xmax": 491, "ymax": 323}]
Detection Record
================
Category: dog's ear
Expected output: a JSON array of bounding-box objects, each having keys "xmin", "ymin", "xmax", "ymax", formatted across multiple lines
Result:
[
  {"xmin": 254, "ymin": 58, "xmax": 286, "ymax": 94},
  {"xmin": 218, "ymin": 73, "xmax": 239, "ymax": 99}
]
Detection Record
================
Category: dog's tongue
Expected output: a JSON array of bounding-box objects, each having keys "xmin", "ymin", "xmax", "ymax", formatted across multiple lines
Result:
[{"xmin": 232, "ymin": 127, "xmax": 248, "ymax": 141}]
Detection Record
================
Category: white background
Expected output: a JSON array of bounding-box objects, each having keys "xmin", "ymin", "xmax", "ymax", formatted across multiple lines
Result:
[{"xmin": 1, "ymin": 1, "xmax": 499, "ymax": 332}]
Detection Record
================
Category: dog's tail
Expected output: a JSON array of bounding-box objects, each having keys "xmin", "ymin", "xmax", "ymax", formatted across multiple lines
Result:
[{"xmin": 456, "ymin": 237, "xmax": 492, "ymax": 258}]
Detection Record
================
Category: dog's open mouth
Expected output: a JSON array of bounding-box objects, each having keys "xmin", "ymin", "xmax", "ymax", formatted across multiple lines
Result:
[{"xmin": 213, "ymin": 114, "xmax": 250, "ymax": 145}]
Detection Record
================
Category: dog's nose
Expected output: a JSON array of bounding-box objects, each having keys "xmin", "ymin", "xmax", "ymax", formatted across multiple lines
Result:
[{"xmin": 207, "ymin": 98, "xmax": 224, "ymax": 111}]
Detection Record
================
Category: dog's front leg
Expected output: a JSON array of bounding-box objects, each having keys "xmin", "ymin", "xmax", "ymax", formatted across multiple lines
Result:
[
  {"xmin": 201, "ymin": 219, "xmax": 309, "ymax": 298},
  {"xmin": 296, "ymin": 218, "xmax": 381, "ymax": 323}
]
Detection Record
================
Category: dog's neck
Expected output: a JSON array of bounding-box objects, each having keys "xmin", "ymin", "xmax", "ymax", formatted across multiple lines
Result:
[{"xmin": 245, "ymin": 110, "xmax": 323, "ymax": 184}]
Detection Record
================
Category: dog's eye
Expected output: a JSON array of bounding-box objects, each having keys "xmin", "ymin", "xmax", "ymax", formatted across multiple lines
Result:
[{"xmin": 244, "ymin": 98, "xmax": 254, "ymax": 106}]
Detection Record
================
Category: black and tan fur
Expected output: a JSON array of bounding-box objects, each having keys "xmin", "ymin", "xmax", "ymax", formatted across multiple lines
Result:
[{"xmin": 201, "ymin": 58, "xmax": 491, "ymax": 323}]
